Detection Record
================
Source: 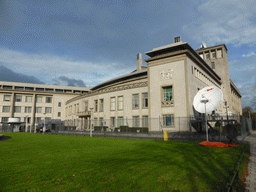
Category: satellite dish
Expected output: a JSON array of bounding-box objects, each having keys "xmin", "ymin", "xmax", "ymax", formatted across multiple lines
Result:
[
  {"xmin": 193, "ymin": 86, "xmax": 223, "ymax": 141},
  {"xmin": 193, "ymin": 86, "xmax": 223, "ymax": 114}
]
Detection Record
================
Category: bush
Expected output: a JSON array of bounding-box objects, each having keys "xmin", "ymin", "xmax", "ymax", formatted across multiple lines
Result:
[
  {"xmin": 222, "ymin": 124, "xmax": 239, "ymax": 144},
  {"xmin": 94, "ymin": 126, "xmax": 108, "ymax": 131}
]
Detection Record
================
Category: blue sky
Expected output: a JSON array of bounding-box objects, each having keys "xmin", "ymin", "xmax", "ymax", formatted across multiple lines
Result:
[{"xmin": 0, "ymin": 0, "xmax": 255, "ymax": 110}]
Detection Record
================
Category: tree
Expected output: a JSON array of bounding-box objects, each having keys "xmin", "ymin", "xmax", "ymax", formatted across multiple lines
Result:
[{"xmin": 242, "ymin": 106, "xmax": 256, "ymax": 120}]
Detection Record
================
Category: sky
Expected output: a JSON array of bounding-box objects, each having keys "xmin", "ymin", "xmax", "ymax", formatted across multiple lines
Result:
[{"xmin": 0, "ymin": 0, "xmax": 256, "ymax": 110}]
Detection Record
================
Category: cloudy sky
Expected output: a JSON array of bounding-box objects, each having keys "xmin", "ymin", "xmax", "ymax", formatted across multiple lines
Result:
[{"xmin": 0, "ymin": 0, "xmax": 255, "ymax": 109}]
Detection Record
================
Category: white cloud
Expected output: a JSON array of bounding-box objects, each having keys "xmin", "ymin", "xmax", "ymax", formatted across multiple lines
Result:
[
  {"xmin": 242, "ymin": 51, "xmax": 256, "ymax": 58},
  {"xmin": 182, "ymin": 0, "xmax": 256, "ymax": 46},
  {"xmin": 0, "ymin": 47, "xmax": 133, "ymax": 86}
]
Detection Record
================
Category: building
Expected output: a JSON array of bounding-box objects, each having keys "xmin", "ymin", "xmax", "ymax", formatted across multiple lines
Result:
[
  {"xmin": 0, "ymin": 81, "xmax": 90, "ymax": 129},
  {"xmin": 0, "ymin": 37, "xmax": 242, "ymax": 132},
  {"xmin": 65, "ymin": 38, "xmax": 242, "ymax": 132}
]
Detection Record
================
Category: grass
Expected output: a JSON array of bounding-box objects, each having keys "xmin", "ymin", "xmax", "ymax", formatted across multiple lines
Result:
[{"xmin": 0, "ymin": 132, "xmax": 249, "ymax": 192}]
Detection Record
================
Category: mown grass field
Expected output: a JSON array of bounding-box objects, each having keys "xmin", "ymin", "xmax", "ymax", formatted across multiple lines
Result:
[{"xmin": 0, "ymin": 132, "xmax": 249, "ymax": 192}]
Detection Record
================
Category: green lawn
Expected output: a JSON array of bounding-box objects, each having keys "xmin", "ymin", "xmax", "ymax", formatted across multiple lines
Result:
[{"xmin": 0, "ymin": 133, "xmax": 249, "ymax": 192}]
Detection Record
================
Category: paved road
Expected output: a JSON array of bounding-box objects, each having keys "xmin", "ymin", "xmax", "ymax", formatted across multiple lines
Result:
[{"xmin": 245, "ymin": 131, "xmax": 256, "ymax": 191}]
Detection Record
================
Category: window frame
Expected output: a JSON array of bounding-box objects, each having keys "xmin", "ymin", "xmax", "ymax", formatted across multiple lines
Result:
[
  {"xmin": 36, "ymin": 107, "xmax": 42, "ymax": 113},
  {"xmin": 142, "ymin": 92, "xmax": 148, "ymax": 108},
  {"xmin": 142, "ymin": 116, "xmax": 148, "ymax": 127},
  {"xmin": 132, "ymin": 94, "xmax": 139, "ymax": 109},
  {"xmin": 15, "ymin": 95, "xmax": 22, "ymax": 102},
  {"xmin": 99, "ymin": 99, "xmax": 104, "ymax": 112},
  {"xmin": 162, "ymin": 114, "xmax": 175, "ymax": 127},
  {"xmin": 2, "ymin": 106, "xmax": 10, "ymax": 113},
  {"xmin": 110, "ymin": 97, "xmax": 116, "ymax": 111},
  {"xmin": 45, "ymin": 107, "xmax": 52, "ymax": 114},
  {"xmin": 25, "ymin": 106, "xmax": 32, "ymax": 113},
  {"xmin": 14, "ymin": 106, "xmax": 21, "ymax": 113},
  {"xmin": 94, "ymin": 100, "xmax": 98, "ymax": 112},
  {"xmin": 161, "ymin": 85, "xmax": 174, "ymax": 107},
  {"xmin": 132, "ymin": 116, "xmax": 140, "ymax": 127},
  {"xmin": 118, "ymin": 96, "xmax": 124, "ymax": 110},
  {"xmin": 26, "ymin": 96, "xmax": 32, "ymax": 102},
  {"xmin": 110, "ymin": 117, "xmax": 115, "ymax": 127},
  {"xmin": 117, "ymin": 116, "xmax": 123, "ymax": 127},
  {"xmin": 45, "ymin": 97, "xmax": 52, "ymax": 103},
  {"xmin": 3, "ymin": 95, "xmax": 11, "ymax": 102}
]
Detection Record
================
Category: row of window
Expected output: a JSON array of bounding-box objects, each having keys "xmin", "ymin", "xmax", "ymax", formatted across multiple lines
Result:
[
  {"xmin": 193, "ymin": 67, "xmax": 218, "ymax": 87},
  {"xmin": 0, "ymin": 85, "xmax": 87, "ymax": 94},
  {"xmin": 92, "ymin": 114, "xmax": 174, "ymax": 127},
  {"xmin": 3, "ymin": 95, "xmax": 54, "ymax": 103},
  {"xmin": 198, "ymin": 48, "xmax": 223, "ymax": 60},
  {"xmin": 1, "ymin": 117, "xmax": 52, "ymax": 124},
  {"xmin": 2, "ymin": 106, "xmax": 53, "ymax": 114}
]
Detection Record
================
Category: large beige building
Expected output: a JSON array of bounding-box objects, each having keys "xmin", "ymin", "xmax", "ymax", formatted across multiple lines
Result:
[
  {"xmin": 0, "ymin": 38, "xmax": 242, "ymax": 132},
  {"xmin": 0, "ymin": 81, "xmax": 89, "ymax": 128},
  {"xmin": 65, "ymin": 38, "xmax": 242, "ymax": 132}
]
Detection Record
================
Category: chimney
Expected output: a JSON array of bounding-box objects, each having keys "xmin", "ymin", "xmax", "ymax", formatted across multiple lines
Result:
[{"xmin": 137, "ymin": 53, "xmax": 142, "ymax": 72}]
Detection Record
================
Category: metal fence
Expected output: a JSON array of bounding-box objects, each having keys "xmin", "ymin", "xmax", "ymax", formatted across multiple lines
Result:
[{"xmin": 1, "ymin": 115, "xmax": 254, "ymax": 142}]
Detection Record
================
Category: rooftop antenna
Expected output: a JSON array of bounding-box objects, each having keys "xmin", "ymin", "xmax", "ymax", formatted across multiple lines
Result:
[
  {"xmin": 193, "ymin": 86, "xmax": 223, "ymax": 141},
  {"xmin": 201, "ymin": 41, "xmax": 207, "ymax": 48}
]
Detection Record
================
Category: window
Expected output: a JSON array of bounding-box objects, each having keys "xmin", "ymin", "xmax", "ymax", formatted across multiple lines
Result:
[
  {"xmin": 74, "ymin": 104, "xmax": 76, "ymax": 114},
  {"xmin": 142, "ymin": 116, "xmax": 148, "ymax": 127},
  {"xmin": 45, "ymin": 117, "xmax": 51, "ymax": 123},
  {"xmin": 36, "ymin": 117, "xmax": 41, "ymax": 124},
  {"xmin": 15, "ymin": 95, "xmax": 22, "ymax": 102},
  {"xmin": 163, "ymin": 86, "xmax": 173, "ymax": 104},
  {"xmin": 211, "ymin": 62, "xmax": 215, "ymax": 69},
  {"xmin": 26, "ymin": 96, "xmax": 32, "ymax": 102},
  {"xmin": 133, "ymin": 116, "xmax": 140, "ymax": 127},
  {"xmin": 94, "ymin": 118, "xmax": 98, "ymax": 126},
  {"xmin": 206, "ymin": 52, "xmax": 210, "ymax": 60},
  {"xmin": 45, "ymin": 88, "xmax": 53, "ymax": 92},
  {"xmin": 27, "ymin": 117, "xmax": 31, "ymax": 123},
  {"xmin": 36, "ymin": 96, "xmax": 42, "ymax": 103},
  {"xmin": 58, "ymin": 112, "xmax": 61, "ymax": 117},
  {"xmin": 46, "ymin": 97, "xmax": 52, "ymax": 103},
  {"xmin": 3, "ymin": 85, "xmax": 12, "ymax": 89},
  {"xmin": 45, "ymin": 107, "xmax": 52, "ymax": 113},
  {"xmin": 36, "ymin": 107, "xmax": 42, "ymax": 113},
  {"xmin": 118, "ymin": 96, "xmax": 123, "ymax": 110},
  {"xmin": 25, "ymin": 87, "xmax": 34, "ymax": 91},
  {"xmin": 110, "ymin": 97, "xmax": 116, "ymax": 111},
  {"xmin": 58, "ymin": 102, "xmax": 61, "ymax": 107},
  {"xmin": 15, "ymin": 86, "xmax": 24, "ymax": 90},
  {"xmin": 2, "ymin": 106, "xmax": 10, "ymax": 112},
  {"xmin": 163, "ymin": 114, "xmax": 174, "ymax": 127},
  {"xmin": 3, "ymin": 95, "xmax": 11, "ymax": 101},
  {"xmin": 25, "ymin": 106, "xmax": 32, "ymax": 113},
  {"xmin": 217, "ymin": 49, "xmax": 223, "ymax": 58},
  {"xmin": 117, "ymin": 117, "xmax": 123, "ymax": 127},
  {"xmin": 132, "ymin": 94, "xmax": 139, "ymax": 109},
  {"xmin": 100, "ymin": 117, "xmax": 104, "ymax": 126},
  {"xmin": 76, "ymin": 104, "xmax": 79, "ymax": 113},
  {"xmin": 55, "ymin": 89, "xmax": 64, "ymax": 93},
  {"xmin": 111, "ymin": 117, "xmax": 115, "ymax": 127},
  {"xmin": 212, "ymin": 51, "xmax": 216, "ymax": 59},
  {"xmin": 142, "ymin": 93, "xmax": 148, "ymax": 108},
  {"xmin": 15, "ymin": 106, "xmax": 21, "ymax": 113},
  {"xmin": 99, "ymin": 99, "xmax": 104, "ymax": 112},
  {"xmin": 85, "ymin": 101, "xmax": 88, "ymax": 111},
  {"xmin": 2, "ymin": 117, "xmax": 8, "ymax": 122},
  {"xmin": 94, "ymin": 100, "xmax": 98, "ymax": 112},
  {"xmin": 36, "ymin": 88, "xmax": 44, "ymax": 91}
]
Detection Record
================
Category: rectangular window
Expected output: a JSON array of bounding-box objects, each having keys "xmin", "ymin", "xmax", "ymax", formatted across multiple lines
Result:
[
  {"xmin": 36, "ymin": 117, "xmax": 41, "ymax": 124},
  {"xmin": 3, "ymin": 85, "xmax": 12, "ymax": 89},
  {"xmin": 99, "ymin": 99, "xmax": 104, "ymax": 112},
  {"xmin": 142, "ymin": 93, "xmax": 148, "ymax": 108},
  {"xmin": 46, "ymin": 97, "xmax": 52, "ymax": 103},
  {"xmin": 45, "ymin": 107, "xmax": 52, "ymax": 113},
  {"xmin": 163, "ymin": 114, "xmax": 174, "ymax": 127},
  {"xmin": 206, "ymin": 52, "xmax": 210, "ymax": 60},
  {"xmin": 118, "ymin": 96, "xmax": 123, "ymax": 110},
  {"xmin": 117, "ymin": 117, "xmax": 123, "ymax": 127},
  {"xmin": 15, "ymin": 106, "xmax": 21, "ymax": 113},
  {"xmin": 26, "ymin": 96, "xmax": 32, "ymax": 102},
  {"xmin": 132, "ymin": 94, "xmax": 139, "ymax": 109},
  {"xmin": 15, "ymin": 95, "xmax": 22, "ymax": 102},
  {"xmin": 100, "ymin": 117, "xmax": 104, "ymax": 126},
  {"xmin": 163, "ymin": 86, "xmax": 173, "ymax": 102},
  {"xmin": 3, "ymin": 95, "xmax": 11, "ymax": 101},
  {"xmin": 36, "ymin": 96, "xmax": 42, "ymax": 103},
  {"xmin": 94, "ymin": 100, "xmax": 98, "ymax": 112},
  {"xmin": 2, "ymin": 117, "xmax": 8, "ymax": 122},
  {"xmin": 58, "ymin": 102, "xmax": 61, "ymax": 107},
  {"xmin": 25, "ymin": 106, "xmax": 32, "ymax": 113},
  {"xmin": 110, "ymin": 97, "xmax": 116, "ymax": 111},
  {"xmin": 36, "ymin": 107, "xmax": 42, "ymax": 113},
  {"xmin": 45, "ymin": 88, "xmax": 53, "ymax": 92},
  {"xmin": 36, "ymin": 88, "xmax": 44, "ymax": 91},
  {"xmin": 74, "ymin": 104, "xmax": 76, "ymax": 114},
  {"xmin": 58, "ymin": 112, "xmax": 61, "ymax": 117},
  {"xmin": 142, "ymin": 116, "xmax": 148, "ymax": 127},
  {"xmin": 27, "ymin": 117, "xmax": 31, "ymax": 123},
  {"xmin": 94, "ymin": 118, "xmax": 98, "ymax": 126},
  {"xmin": 2, "ymin": 106, "xmax": 10, "ymax": 112},
  {"xmin": 133, "ymin": 116, "xmax": 140, "ymax": 127},
  {"xmin": 212, "ymin": 51, "xmax": 216, "ymax": 59},
  {"xmin": 217, "ymin": 49, "xmax": 223, "ymax": 58},
  {"xmin": 110, "ymin": 117, "xmax": 115, "ymax": 127},
  {"xmin": 45, "ymin": 117, "xmax": 51, "ymax": 123},
  {"xmin": 15, "ymin": 86, "xmax": 24, "ymax": 90},
  {"xmin": 211, "ymin": 62, "xmax": 215, "ymax": 69},
  {"xmin": 85, "ymin": 101, "xmax": 88, "ymax": 111},
  {"xmin": 77, "ymin": 104, "xmax": 79, "ymax": 113},
  {"xmin": 25, "ymin": 87, "xmax": 34, "ymax": 91},
  {"xmin": 55, "ymin": 89, "xmax": 64, "ymax": 93}
]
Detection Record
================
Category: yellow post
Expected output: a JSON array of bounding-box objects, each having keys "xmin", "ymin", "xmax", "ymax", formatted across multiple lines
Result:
[{"xmin": 164, "ymin": 131, "xmax": 168, "ymax": 141}]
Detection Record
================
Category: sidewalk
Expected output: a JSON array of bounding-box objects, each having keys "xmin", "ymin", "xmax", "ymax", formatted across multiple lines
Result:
[{"xmin": 244, "ymin": 131, "xmax": 256, "ymax": 191}]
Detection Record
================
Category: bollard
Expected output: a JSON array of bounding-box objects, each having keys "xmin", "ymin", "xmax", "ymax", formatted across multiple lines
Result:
[{"xmin": 164, "ymin": 131, "xmax": 168, "ymax": 141}]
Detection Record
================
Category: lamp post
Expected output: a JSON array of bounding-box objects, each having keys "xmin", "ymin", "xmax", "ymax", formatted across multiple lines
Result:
[
  {"xmin": 25, "ymin": 115, "xmax": 28, "ymax": 132},
  {"xmin": 201, "ymin": 97, "xmax": 209, "ymax": 141},
  {"xmin": 89, "ymin": 107, "xmax": 93, "ymax": 137},
  {"xmin": 224, "ymin": 101, "xmax": 229, "ymax": 125},
  {"xmin": 43, "ymin": 112, "xmax": 46, "ymax": 134}
]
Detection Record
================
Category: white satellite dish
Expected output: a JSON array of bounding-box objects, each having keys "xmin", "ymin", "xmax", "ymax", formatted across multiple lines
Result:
[{"xmin": 193, "ymin": 86, "xmax": 223, "ymax": 141}]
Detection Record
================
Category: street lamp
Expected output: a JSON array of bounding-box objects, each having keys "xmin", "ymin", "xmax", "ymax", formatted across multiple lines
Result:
[
  {"xmin": 25, "ymin": 115, "xmax": 28, "ymax": 132},
  {"xmin": 89, "ymin": 107, "xmax": 94, "ymax": 137},
  {"xmin": 43, "ymin": 112, "xmax": 47, "ymax": 134}
]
